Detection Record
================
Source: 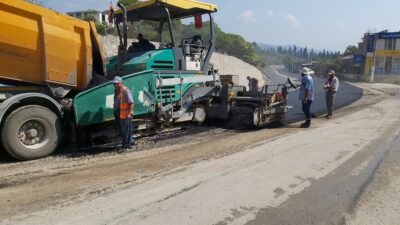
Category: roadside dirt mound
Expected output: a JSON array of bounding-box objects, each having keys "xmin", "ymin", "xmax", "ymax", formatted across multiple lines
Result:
[
  {"xmin": 211, "ymin": 53, "xmax": 267, "ymax": 87},
  {"xmin": 100, "ymin": 35, "xmax": 130, "ymax": 58},
  {"xmin": 99, "ymin": 35, "xmax": 268, "ymax": 88}
]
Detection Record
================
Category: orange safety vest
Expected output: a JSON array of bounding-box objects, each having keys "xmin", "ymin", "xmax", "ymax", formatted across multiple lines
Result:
[{"xmin": 118, "ymin": 86, "xmax": 133, "ymax": 119}]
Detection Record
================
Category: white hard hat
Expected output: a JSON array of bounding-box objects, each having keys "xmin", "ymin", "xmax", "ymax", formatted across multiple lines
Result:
[
  {"xmin": 112, "ymin": 76, "xmax": 123, "ymax": 83},
  {"xmin": 302, "ymin": 67, "xmax": 310, "ymax": 75}
]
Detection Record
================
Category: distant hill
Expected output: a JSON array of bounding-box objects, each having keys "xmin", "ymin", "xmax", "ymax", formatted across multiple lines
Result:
[
  {"xmin": 257, "ymin": 43, "xmax": 321, "ymax": 53},
  {"xmin": 257, "ymin": 43, "xmax": 295, "ymax": 51},
  {"xmin": 257, "ymin": 43, "xmax": 277, "ymax": 50}
]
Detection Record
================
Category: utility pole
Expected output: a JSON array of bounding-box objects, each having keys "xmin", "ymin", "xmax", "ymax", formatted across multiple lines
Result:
[{"xmin": 370, "ymin": 33, "xmax": 378, "ymax": 82}]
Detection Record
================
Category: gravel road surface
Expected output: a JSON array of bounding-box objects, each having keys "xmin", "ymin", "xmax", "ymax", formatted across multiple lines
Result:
[{"xmin": 1, "ymin": 82, "xmax": 399, "ymax": 225}]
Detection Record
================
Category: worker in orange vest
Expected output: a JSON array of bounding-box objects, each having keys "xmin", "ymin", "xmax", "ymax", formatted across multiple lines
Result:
[{"xmin": 113, "ymin": 76, "xmax": 134, "ymax": 149}]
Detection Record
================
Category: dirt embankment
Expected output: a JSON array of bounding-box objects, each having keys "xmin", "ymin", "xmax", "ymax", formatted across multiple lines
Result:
[{"xmin": 99, "ymin": 35, "xmax": 267, "ymax": 88}]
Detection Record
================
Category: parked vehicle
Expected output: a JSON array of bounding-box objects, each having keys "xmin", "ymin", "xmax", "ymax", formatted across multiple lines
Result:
[{"xmin": 0, "ymin": 0, "xmax": 293, "ymax": 160}]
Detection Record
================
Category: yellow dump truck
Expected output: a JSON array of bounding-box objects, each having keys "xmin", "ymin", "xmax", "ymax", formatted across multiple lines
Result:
[{"xmin": 0, "ymin": 0, "xmax": 106, "ymax": 159}]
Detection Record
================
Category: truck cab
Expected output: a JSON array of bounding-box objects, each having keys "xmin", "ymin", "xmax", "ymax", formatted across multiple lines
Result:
[{"xmin": 108, "ymin": 0, "xmax": 217, "ymax": 76}]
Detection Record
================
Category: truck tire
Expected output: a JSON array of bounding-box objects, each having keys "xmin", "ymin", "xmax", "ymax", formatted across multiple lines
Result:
[{"xmin": 1, "ymin": 105, "xmax": 62, "ymax": 160}]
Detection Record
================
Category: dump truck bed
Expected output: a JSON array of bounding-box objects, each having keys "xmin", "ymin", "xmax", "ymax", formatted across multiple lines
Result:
[{"xmin": 0, "ymin": 0, "xmax": 104, "ymax": 91}]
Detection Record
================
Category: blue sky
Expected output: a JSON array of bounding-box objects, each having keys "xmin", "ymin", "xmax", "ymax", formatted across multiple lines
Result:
[{"xmin": 48, "ymin": 0, "xmax": 400, "ymax": 52}]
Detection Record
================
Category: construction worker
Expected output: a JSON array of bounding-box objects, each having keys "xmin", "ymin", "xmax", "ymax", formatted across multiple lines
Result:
[
  {"xmin": 299, "ymin": 67, "xmax": 314, "ymax": 128},
  {"xmin": 247, "ymin": 76, "xmax": 259, "ymax": 91},
  {"xmin": 128, "ymin": 33, "xmax": 155, "ymax": 53},
  {"xmin": 108, "ymin": 1, "xmax": 115, "ymax": 25},
  {"xmin": 323, "ymin": 70, "xmax": 340, "ymax": 118},
  {"xmin": 113, "ymin": 76, "xmax": 134, "ymax": 149},
  {"xmin": 247, "ymin": 76, "xmax": 253, "ymax": 91},
  {"xmin": 252, "ymin": 77, "xmax": 259, "ymax": 91}
]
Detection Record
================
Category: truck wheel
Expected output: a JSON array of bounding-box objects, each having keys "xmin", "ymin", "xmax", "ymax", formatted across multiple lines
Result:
[{"xmin": 1, "ymin": 105, "xmax": 62, "ymax": 160}]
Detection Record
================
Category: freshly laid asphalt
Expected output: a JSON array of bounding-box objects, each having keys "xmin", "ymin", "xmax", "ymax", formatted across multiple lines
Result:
[{"xmin": 264, "ymin": 67, "xmax": 363, "ymax": 123}]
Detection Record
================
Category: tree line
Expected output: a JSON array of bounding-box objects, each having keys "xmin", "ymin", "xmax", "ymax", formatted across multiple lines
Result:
[{"xmin": 257, "ymin": 44, "xmax": 361, "ymax": 77}]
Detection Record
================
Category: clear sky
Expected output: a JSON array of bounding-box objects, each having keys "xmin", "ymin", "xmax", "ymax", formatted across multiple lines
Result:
[{"xmin": 47, "ymin": 0, "xmax": 400, "ymax": 52}]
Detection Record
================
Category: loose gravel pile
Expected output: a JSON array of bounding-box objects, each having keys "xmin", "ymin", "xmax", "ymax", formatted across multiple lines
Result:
[
  {"xmin": 99, "ymin": 35, "xmax": 268, "ymax": 87},
  {"xmin": 210, "ymin": 53, "xmax": 267, "ymax": 87}
]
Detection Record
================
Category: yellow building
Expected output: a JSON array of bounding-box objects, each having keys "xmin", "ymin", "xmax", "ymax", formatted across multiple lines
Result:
[{"xmin": 360, "ymin": 31, "xmax": 400, "ymax": 76}]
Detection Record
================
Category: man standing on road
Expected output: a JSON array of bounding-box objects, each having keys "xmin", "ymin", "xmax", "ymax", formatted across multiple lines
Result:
[
  {"xmin": 299, "ymin": 67, "xmax": 314, "ymax": 128},
  {"xmin": 323, "ymin": 70, "xmax": 339, "ymax": 118},
  {"xmin": 113, "ymin": 76, "xmax": 134, "ymax": 149}
]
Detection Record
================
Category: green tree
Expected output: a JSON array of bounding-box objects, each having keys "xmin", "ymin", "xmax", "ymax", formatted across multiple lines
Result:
[
  {"xmin": 344, "ymin": 45, "xmax": 358, "ymax": 55},
  {"xmin": 96, "ymin": 23, "xmax": 108, "ymax": 36},
  {"xmin": 303, "ymin": 47, "xmax": 308, "ymax": 58},
  {"xmin": 293, "ymin": 45, "xmax": 297, "ymax": 56},
  {"xmin": 310, "ymin": 49, "xmax": 315, "ymax": 58},
  {"xmin": 83, "ymin": 14, "xmax": 98, "ymax": 22}
]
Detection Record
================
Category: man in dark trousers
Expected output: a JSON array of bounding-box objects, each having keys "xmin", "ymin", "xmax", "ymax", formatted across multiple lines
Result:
[
  {"xmin": 299, "ymin": 67, "xmax": 314, "ymax": 128},
  {"xmin": 113, "ymin": 76, "xmax": 134, "ymax": 149},
  {"xmin": 323, "ymin": 70, "xmax": 339, "ymax": 118}
]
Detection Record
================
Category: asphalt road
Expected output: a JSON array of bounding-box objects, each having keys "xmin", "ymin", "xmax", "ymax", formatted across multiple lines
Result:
[
  {"xmin": 264, "ymin": 67, "xmax": 363, "ymax": 123},
  {"xmin": 6, "ymin": 83, "xmax": 399, "ymax": 225}
]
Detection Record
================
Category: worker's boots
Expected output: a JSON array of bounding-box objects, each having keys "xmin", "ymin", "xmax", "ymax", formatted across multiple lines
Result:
[{"xmin": 300, "ymin": 120, "xmax": 311, "ymax": 128}]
